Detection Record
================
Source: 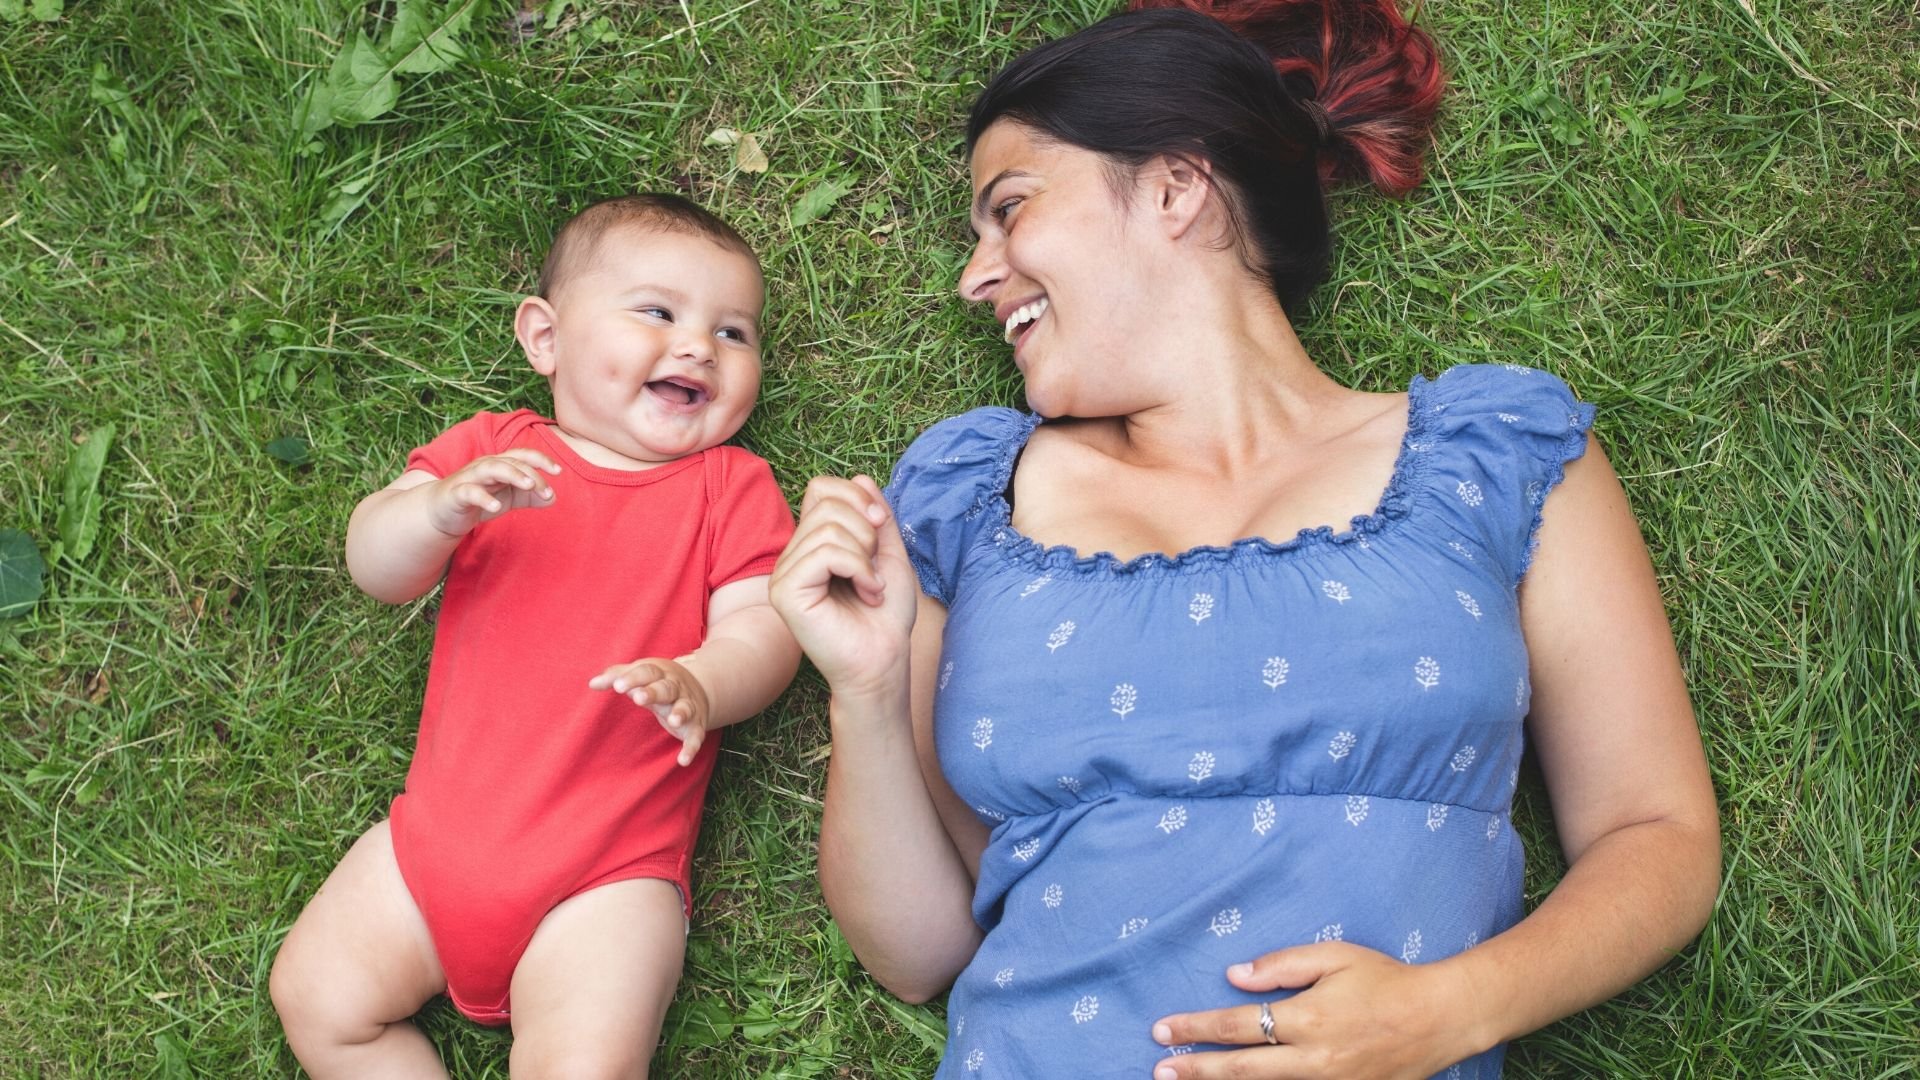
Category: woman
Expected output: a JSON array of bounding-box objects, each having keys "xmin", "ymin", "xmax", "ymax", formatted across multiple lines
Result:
[{"xmin": 769, "ymin": 3, "xmax": 1720, "ymax": 1077}]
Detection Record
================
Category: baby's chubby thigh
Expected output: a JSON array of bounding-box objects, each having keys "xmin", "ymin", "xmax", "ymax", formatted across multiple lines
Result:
[
  {"xmin": 507, "ymin": 877, "xmax": 688, "ymax": 1080},
  {"xmin": 269, "ymin": 819, "xmax": 449, "ymax": 1073}
]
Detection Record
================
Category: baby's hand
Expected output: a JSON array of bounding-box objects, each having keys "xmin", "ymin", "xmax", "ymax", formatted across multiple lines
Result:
[
  {"xmin": 588, "ymin": 658, "xmax": 712, "ymax": 766},
  {"xmin": 427, "ymin": 449, "xmax": 561, "ymax": 536}
]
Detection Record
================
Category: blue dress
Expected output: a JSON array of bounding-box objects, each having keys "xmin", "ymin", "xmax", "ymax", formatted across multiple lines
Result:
[{"xmin": 883, "ymin": 364, "xmax": 1596, "ymax": 1079}]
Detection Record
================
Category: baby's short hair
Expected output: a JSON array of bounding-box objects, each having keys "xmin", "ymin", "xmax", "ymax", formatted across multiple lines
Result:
[{"xmin": 536, "ymin": 193, "xmax": 758, "ymax": 300}]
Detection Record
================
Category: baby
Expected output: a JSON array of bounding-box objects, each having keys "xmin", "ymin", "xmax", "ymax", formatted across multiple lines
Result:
[{"xmin": 270, "ymin": 194, "xmax": 800, "ymax": 1078}]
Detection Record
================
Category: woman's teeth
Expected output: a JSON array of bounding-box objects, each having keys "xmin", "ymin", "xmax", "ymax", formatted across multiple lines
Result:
[{"xmin": 1003, "ymin": 297, "xmax": 1049, "ymax": 343}]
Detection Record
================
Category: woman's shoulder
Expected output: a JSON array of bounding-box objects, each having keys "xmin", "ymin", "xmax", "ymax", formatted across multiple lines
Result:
[
  {"xmin": 896, "ymin": 406, "xmax": 1035, "ymax": 468},
  {"xmin": 1420, "ymin": 364, "xmax": 1593, "ymax": 445},
  {"xmin": 885, "ymin": 406, "xmax": 1037, "ymax": 605}
]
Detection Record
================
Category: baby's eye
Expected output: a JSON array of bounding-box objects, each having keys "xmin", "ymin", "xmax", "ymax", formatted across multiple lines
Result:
[
  {"xmin": 639, "ymin": 306, "xmax": 673, "ymax": 321},
  {"xmin": 717, "ymin": 327, "xmax": 750, "ymax": 343}
]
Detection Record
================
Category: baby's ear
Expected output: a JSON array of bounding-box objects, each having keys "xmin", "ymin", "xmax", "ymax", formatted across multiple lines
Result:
[{"xmin": 515, "ymin": 296, "xmax": 560, "ymax": 376}]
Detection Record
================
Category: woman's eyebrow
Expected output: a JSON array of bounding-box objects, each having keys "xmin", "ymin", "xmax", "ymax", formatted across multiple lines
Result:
[{"xmin": 972, "ymin": 169, "xmax": 1034, "ymax": 222}]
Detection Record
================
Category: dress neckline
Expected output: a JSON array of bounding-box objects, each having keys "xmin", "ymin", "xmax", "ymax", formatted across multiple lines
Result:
[{"xmin": 983, "ymin": 374, "xmax": 1437, "ymax": 575}]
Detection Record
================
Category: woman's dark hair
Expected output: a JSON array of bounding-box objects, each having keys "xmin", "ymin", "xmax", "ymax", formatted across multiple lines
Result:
[{"xmin": 965, "ymin": 0, "xmax": 1443, "ymax": 315}]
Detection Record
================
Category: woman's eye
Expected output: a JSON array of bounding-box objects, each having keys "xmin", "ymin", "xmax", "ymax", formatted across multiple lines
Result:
[{"xmin": 991, "ymin": 197, "xmax": 1022, "ymax": 221}]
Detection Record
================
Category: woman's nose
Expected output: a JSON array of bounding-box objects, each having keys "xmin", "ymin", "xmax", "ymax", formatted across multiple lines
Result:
[{"xmin": 957, "ymin": 238, "xmax": 1004, "ymax": 302}]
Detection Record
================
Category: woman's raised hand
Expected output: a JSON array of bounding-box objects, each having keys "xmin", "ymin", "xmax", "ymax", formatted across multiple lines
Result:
[{"xmin": 769, "ymin": 475, "xmax": 920, "ymax": 698}]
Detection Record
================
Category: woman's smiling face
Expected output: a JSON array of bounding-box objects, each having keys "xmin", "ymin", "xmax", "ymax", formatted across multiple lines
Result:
[{"xmin": 960, "ymin": 121, "xmax": 1166, "ymax": 419}]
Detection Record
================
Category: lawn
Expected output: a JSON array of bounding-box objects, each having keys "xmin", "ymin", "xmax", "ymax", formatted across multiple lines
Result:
[{"xmin": 1, "ymin": 0, "xmax": 1915, "ymax": 1076}]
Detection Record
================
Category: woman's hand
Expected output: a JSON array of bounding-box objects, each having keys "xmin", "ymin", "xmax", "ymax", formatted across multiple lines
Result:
[
  {"xmin": 1149, "ymin": 942, "xmax": 1479, "ymax": 1079},
  {"xmin": 769, "ymin": 475, "xmax": 919, "ymax": 698}
]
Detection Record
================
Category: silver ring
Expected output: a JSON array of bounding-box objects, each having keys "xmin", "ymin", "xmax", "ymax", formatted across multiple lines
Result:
[{"xmin": 1257, "ymin": 1000, "xmax": 1278, "ymax": 1045}]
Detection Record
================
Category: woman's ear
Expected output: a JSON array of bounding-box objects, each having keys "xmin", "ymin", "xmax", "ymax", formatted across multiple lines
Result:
[
  {"xmin": 515, "ymin": 296, "xmax": 560, "ymax": 376},
  {"xmin": 1147, "ymin": 153, "xmax": 1217, "ymax": 241}
]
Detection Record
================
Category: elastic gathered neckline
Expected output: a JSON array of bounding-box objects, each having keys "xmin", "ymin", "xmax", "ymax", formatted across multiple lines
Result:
[{"xmin": 980, "ymin": 374, "xmax": 1440, "ymax": 577}]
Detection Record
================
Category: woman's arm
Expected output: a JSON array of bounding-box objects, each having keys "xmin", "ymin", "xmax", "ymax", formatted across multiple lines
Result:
[
  {"xmin": 1150, "ymin": 435, "xmax": 1721, "ymax": 1078},
  {"xmin": 820, "ymin": 595, "xmax": 988, "ymax": 1002},
  {"xmin": 1444, "ymin": 432, "xmax": 1721, "ymax": 1051},
  {"xmin": 771, "ymin": 476, "xmax": 988, "ymax": 1003}
]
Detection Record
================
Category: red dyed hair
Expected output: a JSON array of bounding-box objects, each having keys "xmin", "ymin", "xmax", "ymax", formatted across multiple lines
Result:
[{"xmin": 1127, "ymin": 0, "xmax": 1445, "ymax": 196}]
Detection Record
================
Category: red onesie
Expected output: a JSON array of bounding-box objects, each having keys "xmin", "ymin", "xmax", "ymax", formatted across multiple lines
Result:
[{"xmin": 388, "ymin": 409, "xmax": 793, "ymax": 1025}]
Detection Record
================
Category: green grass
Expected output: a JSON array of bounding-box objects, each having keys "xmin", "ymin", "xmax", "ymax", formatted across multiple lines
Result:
[{"xmin": 1, "ymin": 0, "xmax": 1915, "ymax": 1076}]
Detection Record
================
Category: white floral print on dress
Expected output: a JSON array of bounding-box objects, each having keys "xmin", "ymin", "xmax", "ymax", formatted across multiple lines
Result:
[
  {"xmin": 1252, "ymin": 798, "xmax": 1276, "ymax": 836},
  {"xmin": 965, "ymin": 1048, "xmax": 983, "ymax": 1071},
  {"xmin": 1457, "ymin": 480, "xmax": 1484, "ymax": 507},
  {"xmin": 1188, "ymin": 751, "xmax": 1215, "ymax": 782},
  {"xmin": 1450, "ymin": 745, "xmax": 1478, "ymax": 773},
  {"xmin": 1262, "ymin": 656, "xmax": 1289, "ymax": 689},
  {"xmin": 1189, "ymin": 592, "xmax": 1215, "ymax": 624},
  {"xmin": 1414, "ymin": 657, "xmax": 1442, "ymax": 690},
  {"xmin": 1046, "ymin": 621, "xmax": 1075, "ymax": 653},
  {"xmin": 972, "ymin": 717, "xmax": 993, "ymax": 750},
  {"xmin": 1455, "ymin": 590, "xmax": 1482, "ymax": 620},
  {"xmin": 1043, "ymin": 883, "xmax": 1063, "ymax": 908},
  {"xmin": 1344, "ymin": 795, "xmax": 1370, "ymax": 826},
  {"xmin": 1402, "ymin": 929, "xmax": 1424, "ymax": 963},
  {"xmin": 1119, "ymin": 917, "xmax": 1150, "ymax": 939},
  {"xmin": 1157, "ymin": 805, "xmax": 1188, "ymax": 834},
  {"xmin": 939, "ymin": 660, "xmax": 953, "ymax": 691},
  {"xmin": 1449, "ymin": 540, "xmax": 1475, "ymax": 561},
  {"xmin": 1057, "ymin": 775, "xmax": 1082, "ymax": 795},
  {"xmin": 994, "ymin": 967, "xmax": 1014, "ymax": 988},
  {"xmin": 1328, "ymin": 731, "xmax": 1356, "ymax": 760},
  {"xmin": 1111, "ymin": 683, "xmax": 1138, "ymax": 719},
  {"xmin": 1011, "ymin": 838, "xmax": 1040, "ymax": 862},
  {"xmin": 1315, "ymin": 923, "xmax": 1344, "ymax": 943},
  {"xmin": 1071, "ymin": 996, "xmax": 1099, "ymax": 1024},
  {"xmin": 1207, "ymin": 908, "xmax": 1242, "ymax": 937},
  {"xmin": 1427, "ymin": 804, "xmax": 1449, "ymax": 831},
  {"xmin": 1020, "ymin": 574, "xmax": 1051, "ymax": 598},
  {"xmin": 1321, "ymin": 580, "xmax": 1352, "ymax": 604}
]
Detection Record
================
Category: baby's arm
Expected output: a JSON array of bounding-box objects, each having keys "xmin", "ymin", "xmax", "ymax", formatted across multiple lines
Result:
[
  {"xmin": 345, "ymin": 450, "xmax": 559, "ymax": 604},
  {"xmin": 589, "ymin": 575, "xmax": 801, "ymax": 765}
]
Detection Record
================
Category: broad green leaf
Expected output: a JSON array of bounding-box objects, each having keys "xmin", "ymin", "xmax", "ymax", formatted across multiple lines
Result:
[
  {"xmin": 154, "ymin": 1031, "xmax": 190, "ymax": 1079},
  {"xmin": 388, "ymin": 0, "xmax": 480, "ymax": 76},
  {"xmin": 56, "ymin": 423, "xmax": 114, "ymax": 564},
  {"xmin": 0, "ymin": 529, "xmax": 45, "ymax": 619},
  {"xmin": 877, "ymin": 993, "xmax": 947, "ymax": 1054},
  {"xmin": 790, "ymin": 175, "xmax": 856, "ymax": 228},
  {"xmin": 89, "ymin": 61, "xmax": 135, "ymax": 121},
  {"xmin": 30, "ymin": 0, "xmax": 60, "ymax": 21},
  {"xmin": 663, "ymin": 998, "xmax": 733, "ymax": 1049},
  {"xmin": 266, "ymin": 436, "xmax": 311, "ymax": 466},
  {"xmin": 327, "ymin": 31, "xmax": 402, "ymax": 127},
  {"xmin": 0, "ymin": 2, "xmax": 23, "ymax": 23}
]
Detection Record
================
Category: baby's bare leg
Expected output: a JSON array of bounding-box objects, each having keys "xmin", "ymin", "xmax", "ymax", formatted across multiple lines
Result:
[
  {"xmin": 507, "ymin": 878, "xmax": 687, "ymax": 1080},
  {"xmin": 269, "ymin": 820, "xmax": 449, "ymax": 1079}
]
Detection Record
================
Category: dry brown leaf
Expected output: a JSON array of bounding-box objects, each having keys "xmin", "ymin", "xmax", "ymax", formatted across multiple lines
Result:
[{"xmin": 735, "ymin": 133, "xmax": 768, "ymax": 174}]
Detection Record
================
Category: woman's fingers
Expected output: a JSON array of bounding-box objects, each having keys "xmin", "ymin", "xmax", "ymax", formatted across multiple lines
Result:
[
  {"xmin": 1151, "ymin": 1002, "xmax": 1272, "ymax": 1049},
  {"xmin": 1150, "ymin": 1045, "xmax": 1305, "ymax": 1079},
  {"xmin": 778, "ymin": 537, "xmax": 887, "ymax": 605},
  {"xmin": 1226, "ymin": 943, "xmax": 1353, "ymax": 992}
]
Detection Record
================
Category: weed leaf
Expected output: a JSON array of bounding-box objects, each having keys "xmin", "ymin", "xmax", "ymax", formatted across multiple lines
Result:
[
  {"xmin": 56, "ymin": 424, "xmax": 114, "ymax": 564},
  {"xmin": 267, "ymin": 436, "xmax": 312, "ymax": 466},
  {"xmin": 736, "ymin": 132, "xmax": 769, "ymax": 173},
  {"xmin": 790, "ymin": 175, "xmax": 855, "ymax": 227},
  {"xmin": 0, "ymin": 530, "xmax": 45, "ymax": 618},
  {"xmin": 89, "ymin": 61, "xmax": 135, "ymax": 122},
  {"xmin": 389, "ymin": 0, "xmax": 479, "ymax": 76}
]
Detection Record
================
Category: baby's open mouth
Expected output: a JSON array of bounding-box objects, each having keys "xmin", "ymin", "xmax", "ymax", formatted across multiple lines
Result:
[{"xmin": 647, "ymin": 378, "xmax": 709, "ymax": 407}]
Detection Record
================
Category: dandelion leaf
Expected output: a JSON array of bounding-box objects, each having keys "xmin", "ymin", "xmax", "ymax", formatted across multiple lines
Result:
[
  {"xmin": 56, "ymin": 423, "xmax": 114, "ymax": 564},
  {"xmin": 790, "ymin": 175, "xmax": 856, "ymax": 227},
  {"xmin": 0, "ymin": 529, "xmax": 45, "ymax": 619},
  {"xmin": 388, "ymin": 0, "xmax": 479, "ymax": 76}
]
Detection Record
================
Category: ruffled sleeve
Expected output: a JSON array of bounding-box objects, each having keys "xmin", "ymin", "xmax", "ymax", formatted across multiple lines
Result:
[
  {"xmin": 1417, "ymin": 364, "xmax": 1597, "ymax": 586},
  {"xmin": 883, "ymin": 407, "xmax": 1029, "ymax": 606}
]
